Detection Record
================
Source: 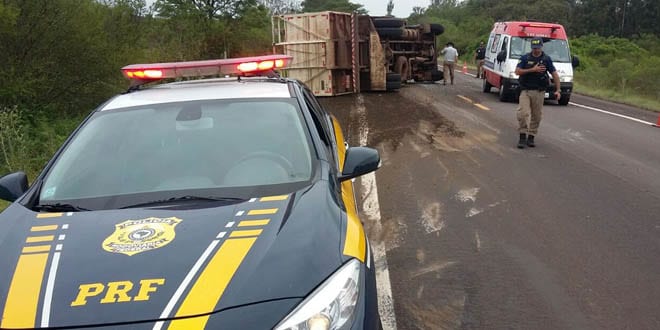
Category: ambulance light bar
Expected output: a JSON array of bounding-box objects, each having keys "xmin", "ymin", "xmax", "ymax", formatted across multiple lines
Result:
[{"xmin": 121, "ymin": 55, "xmax": 292, "ymax": 84}]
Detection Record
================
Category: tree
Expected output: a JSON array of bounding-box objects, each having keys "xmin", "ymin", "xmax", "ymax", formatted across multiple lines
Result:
[{"xmin": 301, "ymin": 0, "xmax": 367, "ymax": 14}]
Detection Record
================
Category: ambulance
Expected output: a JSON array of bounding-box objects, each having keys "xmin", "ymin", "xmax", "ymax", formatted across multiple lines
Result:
[{"xmin": 482, "ymin": 21, "xmax": 579, "ymax": 105}]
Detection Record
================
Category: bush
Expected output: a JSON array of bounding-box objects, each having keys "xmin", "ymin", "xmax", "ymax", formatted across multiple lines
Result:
[{"xmin": 0, "ymin": 106, "xmax": 28, "ymax": 174}]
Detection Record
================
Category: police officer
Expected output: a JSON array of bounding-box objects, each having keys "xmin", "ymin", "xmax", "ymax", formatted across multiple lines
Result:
[
  {"xmin": 474, "ymin": 41, "xmax": 486, "ymax": 78},
  {"xmin": 515, "ymin": 37, "xmax": 560, "ymax": 148}
]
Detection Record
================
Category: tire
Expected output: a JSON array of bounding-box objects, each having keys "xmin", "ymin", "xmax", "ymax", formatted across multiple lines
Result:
[
  {"xmin": 498, "ymin": 86, "xmax": 508, "ymax": 102},
  {"xmin": 394, "ymin": 56, "xmax": 409, "ymax": 81},
  {"xmin": 482, "ymin": 78, "xmax": 492, "ymax": 93},
  {"xmin": 386, "ymin": 72, "xmax": 401, "ymax": 82},
  {"xmin": 429, "ymin": 23, "xmax": 444, "ymax": 35},
  {"xmin": 558, "ymin": 94, "xmax": 570, "ymax": 105},
  {"xmin": 376, "ymin": 27, "xmax": 404, "ymax": 38},
  {"xmin": 386, "ymin": 80, "xmax": 401, "ymax": 91},
  {"xmin": 431, "ymin": 69, "xmax": 443, "ymax": 82},
  {"xmin": 373, "ymin": 18, "xmax": 405, "ymax": 28}
]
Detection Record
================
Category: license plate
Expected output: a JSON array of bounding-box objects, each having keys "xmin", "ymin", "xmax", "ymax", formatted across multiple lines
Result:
[{"xmin": 544, "ymin": 92, "xmax": 549, "ymax": 98}]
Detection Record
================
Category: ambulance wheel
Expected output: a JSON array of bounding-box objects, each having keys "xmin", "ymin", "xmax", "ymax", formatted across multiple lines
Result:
[
  {"xmin": 482, "ymin": 78, "xmax": 492, "ymax": 93},
  {"xmin": 498, "ymin": 86, "xmax": 509, "ymax": 102},
  {"xmin": 558, "ymin": 94, "xmax": 570, "ymax": 105}
]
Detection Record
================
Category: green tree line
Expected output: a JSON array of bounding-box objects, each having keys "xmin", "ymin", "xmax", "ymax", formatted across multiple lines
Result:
[{"xmin": 0, "ymin": 0, "xmax": 658, "ymax": 203}]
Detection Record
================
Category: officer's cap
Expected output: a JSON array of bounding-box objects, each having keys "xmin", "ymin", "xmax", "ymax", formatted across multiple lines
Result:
[{"xmin": 530, "ymin": 37, "xmax": 543, "ymax": 49}]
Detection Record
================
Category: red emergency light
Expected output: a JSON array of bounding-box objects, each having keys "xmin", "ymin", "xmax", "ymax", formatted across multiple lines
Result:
[{"xmin": 121, "ymin": 55, "xmax": 292, "ymax": 85}]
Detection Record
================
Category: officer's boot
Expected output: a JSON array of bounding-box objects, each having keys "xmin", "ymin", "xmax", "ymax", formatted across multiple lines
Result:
[
  {"xmin": 517, "ymin": 133, "xmax": 527, "ymax": 149},
  {"xmin": 526, "ymin": 135, "xmax": 535, "ymax": 147}
]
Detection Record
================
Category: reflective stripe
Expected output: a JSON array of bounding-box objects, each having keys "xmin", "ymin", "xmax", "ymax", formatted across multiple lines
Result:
[
  {"xmin": 168, "ymin": 237, "xmax": 257, "ymax": 329},
  {"xmin": 229, "ymin": 229, "xmax": 263, "ymax": 238},
  {"xmin": 26, "ymin": 235, "xmax": 55, "ymax": 243},
  {"xmin": 22, "ymin": 245, "xmax": 51, "ymax": 253},
  {"xmin": 247, "ymin": 208, "xmax": 278, "ymax": 215},
  {"xmin": 238, "ymin": 219, "xmax": 270, "ymax": 227},
  {"xmin": 36, "ymin": 213, "xmax": 63, "ymax": 219},
  {"xmin": 30, "ymin": 225, "xmax": 58, "ymax": 232},
  {"xmin": 260, "ymin": 195, "xmax": 288, "ymax": 202},
  {"xmin": 1, "ymin": 253, "xmax": 49, "ymax": 328}
]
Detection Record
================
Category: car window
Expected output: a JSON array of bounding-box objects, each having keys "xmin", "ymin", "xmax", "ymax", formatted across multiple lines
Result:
[
  {"xmin": 510, "ymin": 37, "xmax": 571, "ymax": 62},
  {"xmin": 490, "ymin": 34, "xmax": 501, "ymax": 53},
  {"xmin": 39, "ymin": 99, "xmax": 314, "ymax": 202}
]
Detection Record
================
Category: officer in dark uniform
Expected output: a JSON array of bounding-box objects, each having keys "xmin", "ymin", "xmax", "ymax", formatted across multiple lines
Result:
[
  {"xmin": 514, "ymin": 37, "xmax": 561, "ymax": 148},
  {"xmin": 474, "ymin": 41, "xmax": 486, "ymax": 78}
]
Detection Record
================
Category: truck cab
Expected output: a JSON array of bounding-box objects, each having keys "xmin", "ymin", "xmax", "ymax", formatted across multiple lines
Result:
[{"xmin": 482, "ymin": 21, "xmax": 579, "ymax": 105}]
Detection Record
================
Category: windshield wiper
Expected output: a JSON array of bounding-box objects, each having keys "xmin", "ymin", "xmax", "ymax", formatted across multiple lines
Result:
[
  {"xmin": 35, "ymin": 203, "xmax": 90, "ymax": 212},
  {"xmin": 120, "ymin": 196, "xmax": 246, "ymax": 209}
]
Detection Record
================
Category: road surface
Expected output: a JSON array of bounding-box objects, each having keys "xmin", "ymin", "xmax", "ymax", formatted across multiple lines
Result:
[{"xmin": 319, "ymin": 72, "xmax": 660, "ymax": 330}]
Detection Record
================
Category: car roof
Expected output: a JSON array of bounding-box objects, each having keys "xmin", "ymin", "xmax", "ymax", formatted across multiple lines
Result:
[{"xmin": 101, "ymin": 78, "xmax": 295, "ymax": 111}]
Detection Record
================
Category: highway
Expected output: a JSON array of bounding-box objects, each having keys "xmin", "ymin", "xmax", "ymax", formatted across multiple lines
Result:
[{"xmin": 320, "ymin": 72, "xmax": 660, "ymax": 330}]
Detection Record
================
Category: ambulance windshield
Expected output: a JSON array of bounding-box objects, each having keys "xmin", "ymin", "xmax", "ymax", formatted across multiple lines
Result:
[{"xmin": 510, "ymin": 37, "xmax": 571, "ymax": 62}]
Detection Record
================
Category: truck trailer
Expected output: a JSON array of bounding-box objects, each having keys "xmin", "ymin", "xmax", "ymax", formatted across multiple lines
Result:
[{"xmin": 272, "ymin": 12, "xmax": 444, "ymax": 96}]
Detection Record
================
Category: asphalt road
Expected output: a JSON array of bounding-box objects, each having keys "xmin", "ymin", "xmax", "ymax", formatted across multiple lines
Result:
[{"xmin": 319, "ymin": 73, "xmax": 660, "ymax": 330}]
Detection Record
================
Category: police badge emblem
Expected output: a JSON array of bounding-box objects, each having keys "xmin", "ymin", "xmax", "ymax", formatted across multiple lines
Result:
[{"xmin": 103, "ymin": 217, "xmax": 182, "ymax": 256}]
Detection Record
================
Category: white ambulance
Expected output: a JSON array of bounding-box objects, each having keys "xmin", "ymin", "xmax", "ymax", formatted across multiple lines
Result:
[{"xmin": 482, "ymin": 21, "xmax": 579, "ymax": 105}]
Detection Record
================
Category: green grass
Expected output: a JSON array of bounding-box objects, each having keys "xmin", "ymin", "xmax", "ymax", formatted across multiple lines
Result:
[
  {"xmin": 0, "ymin": 200, "xmax": 9, "ymax": 213},
  {"xmin": 571, "ymin": 81, "xmax": 660, "ymax": 113}
]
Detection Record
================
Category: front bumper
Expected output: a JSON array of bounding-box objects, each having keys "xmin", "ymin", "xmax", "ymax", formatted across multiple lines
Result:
[{"xmin": 503, "ymin": 79, "xmax": 573, "ymax": 98}]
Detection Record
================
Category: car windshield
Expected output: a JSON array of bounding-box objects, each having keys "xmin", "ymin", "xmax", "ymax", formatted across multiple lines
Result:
[
  {"xmin": 39, "ymin": 99, "xmax": 314, "ymax": 204},
  {"xmin": 510, "ymin": 37, "xmax": 571, "ymax": 62}
]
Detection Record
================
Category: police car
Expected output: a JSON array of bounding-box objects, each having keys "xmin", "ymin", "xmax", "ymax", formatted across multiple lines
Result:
[{"xmin": 0, "ymin": 55, "xmax": 382, "ymax": 329}]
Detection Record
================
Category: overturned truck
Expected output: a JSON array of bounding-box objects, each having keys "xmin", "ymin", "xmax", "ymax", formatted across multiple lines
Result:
[{"xmin": 272, "ymin": 12, "xmax": 444, "ymax": 96}]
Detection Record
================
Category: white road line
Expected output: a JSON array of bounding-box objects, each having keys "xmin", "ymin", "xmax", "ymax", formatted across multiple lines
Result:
[
  {"xmin": 569, "ymin": 102, "xmax": 655, "ymax": 125},
  {"xmin": 41, "ymin": 252, "xmax": 62, "ymax": 327},
  {"xmin": 356, "ymin": 95, "xmax": 398, "ymax": 330},
  {"xmin": 154, "ymin": 240, "xmax": 220, "ymax": 330}
]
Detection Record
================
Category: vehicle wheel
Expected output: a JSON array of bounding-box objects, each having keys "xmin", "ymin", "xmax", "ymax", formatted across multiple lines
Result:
[
  {"xmin": 482, "ymin": 78, "xmax": 492, "ymax": 93},
  {"xmin": 386, "ymin": 80, "xmax": 401, "ymax": 91},
  {"xmin": 394, "ymin": 56, "xmax": 409, "ymax": 81},
  {"xmin": 386, "ymin": 72, "xmax": 401, "ymax": 82},
  {"xmin": 431, "ymin": 69, "xmax": 443, "ymax": 82},
  {"xmin": 498, "ymin": 86, "xmax": 508, "ymax": 102},
  {"xmin": 376, "ymin": 27, "xmax": 404, "ymax": 39},
  {"xmin": 429, "ymin": 23, "xmax": 444, "ymax": 35},
  {"xmin": 373, "ymin": 17, "xmax": 405, "ymax": 28},
  {"xmin": 558, "ymin": 94, "xmax": 570, "ymax": 105}
]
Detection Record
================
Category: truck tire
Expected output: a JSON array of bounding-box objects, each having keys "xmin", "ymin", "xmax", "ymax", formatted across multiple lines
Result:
[
  {"xmin": 482, "ymin": 78, "xmax": 492, "ymax": 93},
  {"xmin": 394, "ymin": 56, "xmax": 409, "ymax": 81},
  {"xmin": 376, "ymin": 27, "xmax": 405, "ymax": 39},
  {"xmin": 373, "ymin": 18, "xmax": 405, "ymax": 28},
  {"xmin": 386, "ymin": 73, "xmax": 401, "ymax": 82},
  {"xmin": 431, "ymin": 69, "xmax": 443, "ymax": 82},
  {"xmin": 430, "ymin": 23, "xmax": 444, "ymax": 35},
  {"xmin": 386, "ymin": 80, "xmax": 401, "ymax": 91},
  {"xmin": 558, "ymin": 94, "xmax": 570, "ymax": 105}
]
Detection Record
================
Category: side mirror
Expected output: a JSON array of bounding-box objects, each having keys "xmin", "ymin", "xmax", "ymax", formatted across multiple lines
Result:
[
  {"xmin": 0, "ymin": 172, "xmax": 29, "ymax": 202},
  {"xmin": 338, "ymin": 147, "xmax": 380, "ymax": 182},
  {"xmin": 571, "ymin": 55, "xmax": 580, "ymax": 68},
  {"xmin": 496, "ymin": 50, "xmax": 507, "ymax": 62}
]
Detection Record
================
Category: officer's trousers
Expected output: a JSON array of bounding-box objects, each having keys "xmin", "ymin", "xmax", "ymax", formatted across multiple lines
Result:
[{"xmin": 517, "ymin": 90, "xmax": 544, "ymax": 135}]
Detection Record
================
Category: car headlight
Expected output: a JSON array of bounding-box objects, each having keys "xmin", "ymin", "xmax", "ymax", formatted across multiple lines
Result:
[
  {"xmin": 560, "ymin": 76, "xmax": 573, "ymax": 83},
  {"xmin": 274, "ymin": 259, "xmax": 361, "ymax": 330},
  {"xmin": 508, "ymin": 72, "xmax": 519, "ymax": 79}
]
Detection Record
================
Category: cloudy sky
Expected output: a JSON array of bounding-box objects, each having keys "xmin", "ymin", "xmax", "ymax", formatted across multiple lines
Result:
[{"xmin": 355, "ymin": 0, "xmax": 431, "ymax": 18}]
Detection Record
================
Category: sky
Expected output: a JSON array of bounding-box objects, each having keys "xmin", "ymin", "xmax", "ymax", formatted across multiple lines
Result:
[{"xmin": 356, "ymin": 0, "xmax": 431, "ymax": 18}]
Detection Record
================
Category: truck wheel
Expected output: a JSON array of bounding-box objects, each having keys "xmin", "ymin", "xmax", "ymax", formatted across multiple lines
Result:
[
  {"xmin": 431, "ymin": 69, "xmax": 443, "ymax": 82},
  {"xmin": 558, "ymin": 94, "xmax": 570, "ymax": 105},
  {"xmin": 386, "ymin": 73, "xmax": 401, "ymax": 82},
  {"xmin": 377, "ymin": 27, "xmax": 405, "ymax": 38},
  {"xmin": 429, "ymin": 23, "xmax": 444, "ymax": 35},
  {"xmin": 386, "ymin": 80, "xmax": 401, "ymax": 91},
  {"xmin": 394, "ymin": 56, "xmax": 409, "ymax": 81},
  {"xmin": 373, "ymin": 18, "xmax": 405, "ymax": 28},
  {"xmin": 483, "ymin": 78, "xmax": 492, "ymax": 93}
]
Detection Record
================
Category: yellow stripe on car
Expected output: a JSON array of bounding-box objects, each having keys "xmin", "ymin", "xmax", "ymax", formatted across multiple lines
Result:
[
  {"xmin": 247, "ymin": 208, "xmax": 278, "ymax": 215},
  {"xmin": 229, "ymin": 229, "xmax": 263, "ymax": 238},
  {"xmin": 26, "ymin": 235, "xmax": 55, "ymax": 243},
  {"xmin": 22, "ymin": 245, "xmax": 52, "ymax": 253},
  {"xmin": 169, "ymin": 237, "xmax": 258, "ymax": 329},
  {"xmin": 332, "ymin": 116, "xmax": 366, "ymax": 263},
  {"xmin": 30, "ymin": 225, "xmax": 58, "ymax": 232},
  {"xmin": 36, "ymin": 213, "xmax": 63, "ymax": 219},
  {"xmin": 1, "ymin": 253, "xmax": 49, "ymax": 328},
  {"xmin": 238, "ymin": 219, "xmax": 270, "ymax": 227},
  {"xmin": 260, "ymin": 195, "xmax": 288, "ymax": 202}
]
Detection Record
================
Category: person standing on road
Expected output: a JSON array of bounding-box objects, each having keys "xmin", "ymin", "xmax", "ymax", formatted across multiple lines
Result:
[
  {"xmin": 474, "ymin": 41, "xmax": 486, "ymax": 79},
  {"xmin": 515, "ymin": 37, "xmax": 560, "ymax": 148},
  {"xmin": 441, "ymin": 42, "xmax": 458, "ymax": 85}
]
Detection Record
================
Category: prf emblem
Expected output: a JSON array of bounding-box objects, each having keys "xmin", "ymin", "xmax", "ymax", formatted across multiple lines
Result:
[{"xmin": 103, "ymin": 217, "xmax": 181, "ymax": 256}]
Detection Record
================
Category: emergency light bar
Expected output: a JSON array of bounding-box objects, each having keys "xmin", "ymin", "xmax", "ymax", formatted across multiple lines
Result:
[
  {"xmin": 121, "ymin": 54, "xmax": 292, "ymax": 85},
  {"xmin": 519, "ymin": 22, "xmax": 561, "ymax": 32}
]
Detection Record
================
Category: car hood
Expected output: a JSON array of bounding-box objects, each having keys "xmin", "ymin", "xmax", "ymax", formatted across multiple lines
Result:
[{"xmin": 0, "ymin": 181, "xmax": 347, "ymax": 329}]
